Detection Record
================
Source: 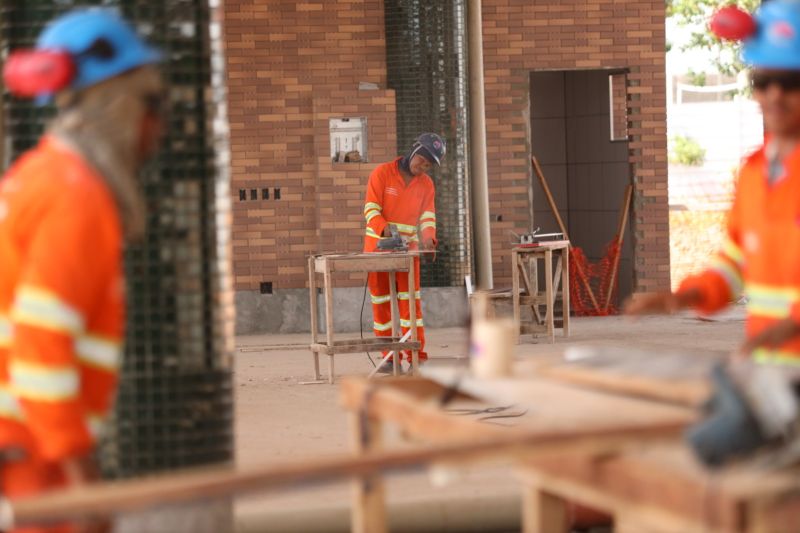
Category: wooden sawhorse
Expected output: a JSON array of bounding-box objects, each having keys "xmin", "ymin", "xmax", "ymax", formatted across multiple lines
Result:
[
  {"xmin": 308, "ymin": 252, "xmax": 421, "ymax": 384},
  {"xmin": 511, "ymin": 240, "xmax": 570, "ymax": 344}
]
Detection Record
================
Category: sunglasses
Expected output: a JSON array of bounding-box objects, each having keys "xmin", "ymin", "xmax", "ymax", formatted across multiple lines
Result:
[{"xmin": 750, "ymin": 71, "xmax": 800, "ymax": 92}]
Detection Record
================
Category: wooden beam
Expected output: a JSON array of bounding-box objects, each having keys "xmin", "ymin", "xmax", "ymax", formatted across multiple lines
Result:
[
  {"xmin": 11, "ymin": 416, "xmax": 691, "ymax": 529},
  {"xmin": 604, "ymin": 184, "xmax": 633, "ymax": 311},
  {"xmin": 531, "ymin": 156, "xmax": 600, "ymax": 312},
  {"xmin": 522, "ymin": 486, "xmax": 568, "ymax": 533}
]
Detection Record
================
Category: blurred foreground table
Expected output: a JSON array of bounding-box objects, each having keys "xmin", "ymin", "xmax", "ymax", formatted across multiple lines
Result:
[{"xmin": 340, "ymin": 354, "xmax": 800, "ymax": 532}]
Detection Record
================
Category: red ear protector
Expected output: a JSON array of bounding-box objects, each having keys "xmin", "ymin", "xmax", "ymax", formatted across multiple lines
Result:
[
  {"xmin": 710, "ymin": 5, "xmax": 757, "ymax": 41},
  {"xmin": 3, "ymin": 49, "xmax": 75, "ymax": 98}
]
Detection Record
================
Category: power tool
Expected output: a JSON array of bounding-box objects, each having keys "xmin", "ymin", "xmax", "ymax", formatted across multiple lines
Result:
[
  {"xmin": 509, "ymin": 227, "xmax": 563, "ymax": 246},
  {"xmin": 687, "ymin": 360, "xmax": 800, "ymax": 468},
  {"xmin": 376, "ymin": 224, "xmax": 407, "ymax": 252}
]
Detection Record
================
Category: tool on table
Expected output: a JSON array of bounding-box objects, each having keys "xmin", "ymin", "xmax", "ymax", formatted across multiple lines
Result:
[
  {"xmin": 687, "ymin": 360, "xmax": 800, "ymax": 468},
  {"xmin": 376, "ymin": 224, "xmax": 407, "ymax": 252},
  {"xmin": 509, "ymin": 227, "xmax": 564, "ymax": 247}
]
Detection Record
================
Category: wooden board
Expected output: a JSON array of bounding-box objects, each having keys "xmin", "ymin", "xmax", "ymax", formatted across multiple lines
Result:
[
  {"xmin": 523, "ymin": 443, "xmax": 800, "ymax": 533},
  {"xmin": 526, "ymin": 347, "xmax": 718, "ymax": 408},
  {"xmin": 416, "ymin": 368, "xmax": 697, "ymax": 438},
  {"xmin": 310, "ymin": 340, "xmax": 421, "ymax": 355},
  {"xmin": 345, "ymin": 372, "xmax": 800, "ymax": 533},
  {"xmin": 314, "ymin": 254, "xmax": 413, "ymax": 274}
]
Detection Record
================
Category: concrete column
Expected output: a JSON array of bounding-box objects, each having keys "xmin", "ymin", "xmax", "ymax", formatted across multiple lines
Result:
[{"xmin": 467, "ymin": 0, "xmax": 493, "ymax": 289}]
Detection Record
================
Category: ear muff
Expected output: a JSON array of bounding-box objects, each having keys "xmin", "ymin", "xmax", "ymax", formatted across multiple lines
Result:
[
  {"xmin": 710, "ymin": 6, "xmax": 757, "ymax": 41},
  {"xmin": 3, "ymin": 49, "xmax": 76, "ymax": 98}
]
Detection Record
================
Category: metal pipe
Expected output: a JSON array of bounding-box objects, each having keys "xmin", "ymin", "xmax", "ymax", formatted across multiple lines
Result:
[{"xmin": 467, "ymin": 0, "xmax": 493, "ymax": 290}]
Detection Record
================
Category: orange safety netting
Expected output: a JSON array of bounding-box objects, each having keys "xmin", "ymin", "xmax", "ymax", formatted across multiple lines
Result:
[{"xmin": 569, "ymin": 238, "xmax": 622, "ymax": 316}]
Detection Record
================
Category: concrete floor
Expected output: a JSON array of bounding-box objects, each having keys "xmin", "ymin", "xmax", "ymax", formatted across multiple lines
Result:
[{"xmin": 232, "ymin": 307, "xmax": 746, "ymax": 532}]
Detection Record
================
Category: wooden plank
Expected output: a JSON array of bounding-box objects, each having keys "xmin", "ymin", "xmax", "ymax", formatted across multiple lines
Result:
[
  {"xmin": 330, "ymin": 257, "xmax": 411, "ymax": 273},
  {"xmin": 604, "ymin": 184, "xmax": 633, "ymax": 311},
  {"xmin": 537, "ymin": 363, "xmax": 710, "ymax": 408},
  {"xmin": 533, "ymin": 350, "xmax": 716, "ymax": 408},
  {"xmin": 522, "ymin": 485, "xmax": 568, "ymax": 533},
  {"xmin": 531, "ymin": 155, "xmax": 600, "ymax": 312},
  {"xmin": 517, "ymin": 252, "xmax": 543, "ymax": 325},
  {"xmin": 350, "ymin": 412, "xmax": 387, "ymax": 533},
  {"xmin": 530, "ymin": 253, "xmax": 542, "ymax": 324},
  {"xmin": 561, "ymin": 247, "xmax": 570, "ymax": 337},
  {"xmin": 408, "ymin": 255, "xmax": 419, "ymax": 374},
  {"xmin": 512, "ymin": 249, "xmax": 521, "ymax": 344},
  {"xmin": 417, "ymin": 368, "xmax": 696, "ymax": 434},
  {"xmin": 517, "ymin": 466, "xmax": 719, "ymax": 533},
  {"xmin": 308, "ymin": 256, "xmax": 320, "ymax": 380},
  {"xmin": 552, "ymin": 254, "xmax": 562, "ymax": 309},
  {"xmin": 389, "ymin": 271, "xmax": 400, "ymax": 376},
  {"xmin": 10, "ymin": 388, "xmax": 692, "ymax": 529},
  {"xmin": 522, "ymin": 444, "xmax": 793, "ymax": 533},
  {"xmin": 545, "ymin": 248, "xmax": 554, "ymax": 343},
  {"xmin": 323, "ymin": 261, "xmax": 335, "ymax": 384},
  {"xmin": 344, "ymin": 375, "xmax": 695, "ymax": 447},
  {"xmin": 310, "ymin": 341, "xmax": 421, "ymax": 356}
]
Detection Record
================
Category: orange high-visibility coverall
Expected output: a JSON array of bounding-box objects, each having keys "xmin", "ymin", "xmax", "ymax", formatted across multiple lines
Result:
[
  {"xmin": 677, "ymin": 140, "xmax": 800, "ymax": 364},
  {"xmin": 0, "ymin": 136, "xmax": 123, "ymax": 532},
  {"xmin": 363, "ymin": 157, "xmax": 436, "ymax": 363}
]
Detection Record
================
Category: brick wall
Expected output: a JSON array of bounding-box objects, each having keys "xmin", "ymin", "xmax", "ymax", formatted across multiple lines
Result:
[
  {"xmin": 482, "ymin": 0, "xmax": 669, "ymax": 290},
  {"xmin": 224, "ymin": 0, "xmax": 396, "ymax": 291},
  {"xmin": 224, "ymin": 0, "xmax": 669, "ymax": 294}
]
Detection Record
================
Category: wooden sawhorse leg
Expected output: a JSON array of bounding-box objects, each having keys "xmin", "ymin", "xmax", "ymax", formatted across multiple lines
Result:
[
  {"xmin": 522, "ymin": 482, "xmax": 568, "ymax": 533},
  {"xmin": 350, "ymin": 411, "xmax": 387, "ymax": 533},
  {"xmin": 308, "ymin": 256, "xmax": 321, "ymax": 381}
]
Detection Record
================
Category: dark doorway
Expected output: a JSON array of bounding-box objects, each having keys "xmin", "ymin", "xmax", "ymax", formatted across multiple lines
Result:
[{"xmin": 530, "ymin": 70, "xmax": 634, "ymax": 304}]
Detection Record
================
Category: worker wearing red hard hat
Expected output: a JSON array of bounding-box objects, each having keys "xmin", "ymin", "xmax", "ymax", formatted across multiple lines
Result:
[
  {"xmin": 363, "ymin": 133, "xmax": 445, "ymax": 373},
  {"xmin": 0, "ymin": 9, "xmax": 162, "ymax": 532},
  {"xmin": 627, "ymin": 1, "xmax": 800, "ymax": 363}
]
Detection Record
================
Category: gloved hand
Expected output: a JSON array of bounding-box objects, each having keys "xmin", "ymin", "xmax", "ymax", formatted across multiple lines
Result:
[
  {"xmin": 740, "ymin": 318, "xmax": 800, "ymax": 355},
  {"xmin": 623, "ymin": 288, "xmax": 701, "ymax": 316}
]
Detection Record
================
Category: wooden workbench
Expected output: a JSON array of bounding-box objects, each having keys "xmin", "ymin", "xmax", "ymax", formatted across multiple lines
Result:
[
  {"xmin": 340, "ymin": 356, "xmax": 800, "ymax": 533},
  {"xmin": 308, "ymin": 252, "xmax": 421, "ymax": 383},
  {"xmin": 512, "ymin": 240, "xmax": 570, "ymax": 344}
]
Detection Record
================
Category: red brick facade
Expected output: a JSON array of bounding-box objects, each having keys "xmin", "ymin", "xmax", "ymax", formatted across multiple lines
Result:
[{"xmin": 224, "ymin": 0, "xmax": 669, "ymax": 293}]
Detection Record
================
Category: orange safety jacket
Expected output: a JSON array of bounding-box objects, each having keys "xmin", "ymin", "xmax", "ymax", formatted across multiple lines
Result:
[
  {"xmin": 363, "ymin": 157, "xmax": 436, "ymax": 252},
  {"xmin": 0, "ymin": 135, "xmax": 124, "ymax": 462},
  {"xmin": 678, "ymin": 140, "xmax": 800, "ymax": 365}
]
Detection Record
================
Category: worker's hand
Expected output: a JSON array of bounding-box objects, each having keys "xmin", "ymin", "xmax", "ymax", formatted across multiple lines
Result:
[
  {"xmin": 61, "ymin": 455, "xmax": 112, "ymax": 533},
  {"xmin": 421, "ymin": 236, "xmax": 436, "ymax": 262},
  {"xmin": 740, "ymin": 318, "xmax": 800, "ymax": 356},
  {"xmin": 623, "ymin": 289, "xmax": 699, "ymax": 316}
]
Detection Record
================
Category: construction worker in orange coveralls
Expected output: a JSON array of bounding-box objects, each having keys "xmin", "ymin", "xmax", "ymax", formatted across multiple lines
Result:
[
  {"xmin": 0, "ymin": 9, "xmax": 162, "ymax": 533},
  {"xmin": 626, "ymin": 1, "xmax": 800, "ymax": 363},
  {"xmin": 364, "ymin": 133, "xmax": 445, "ymax": 374}
]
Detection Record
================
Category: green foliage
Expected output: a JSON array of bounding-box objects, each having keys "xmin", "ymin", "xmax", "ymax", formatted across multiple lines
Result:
[
  {"xmin": 686, "ymin": 68, "xmax": 707, "ymax": 86},
  {"xmin": 670, "ymin": 135, "xmax": 707, "ymax": 166},
  {"xmin": 666, "ymin": 0, "xmax": 760, "ymax": 76}
]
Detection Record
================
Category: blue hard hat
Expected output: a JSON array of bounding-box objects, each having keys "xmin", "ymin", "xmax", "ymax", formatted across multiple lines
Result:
[
  {"xmin": 412, "ymin": 133, "xmax": 446, "ymax": 165},
  {"xmin": 743, "ymin": 1, "xmax": 800, "ymax": 70},
  {"xmin": 36, "ymin": 9, "xmax": 161, "ymax": 96}
]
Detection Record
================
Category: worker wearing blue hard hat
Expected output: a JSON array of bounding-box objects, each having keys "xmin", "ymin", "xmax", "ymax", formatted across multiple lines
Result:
[
  {"xmin": 627, "ymin": 0, "xmax": 800, "ymax": 365},
  {"xmin": 1, "ymin": 9, "xmax": 162, "ymax": 533}
]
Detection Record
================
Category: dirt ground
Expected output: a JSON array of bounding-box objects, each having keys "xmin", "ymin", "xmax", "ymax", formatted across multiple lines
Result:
[{"xmin": 232, "ymin": 307, "xmax": 745, "ymax": 532}]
